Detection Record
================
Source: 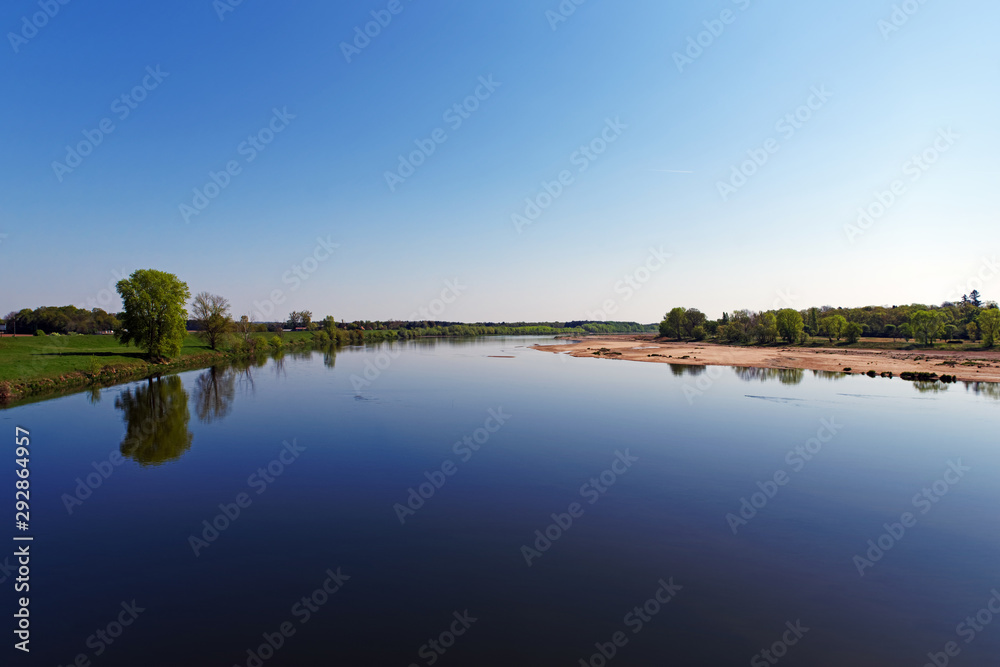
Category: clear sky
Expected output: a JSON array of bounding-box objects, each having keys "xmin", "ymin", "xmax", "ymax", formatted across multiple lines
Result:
[{"xmin": 2, "ymin": 0, "xmax": 997, "ymax": 322}]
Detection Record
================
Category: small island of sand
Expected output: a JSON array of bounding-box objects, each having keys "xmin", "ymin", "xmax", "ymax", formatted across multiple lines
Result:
[{"xmin": 533, "ymin": 336, "xmax": 1000, "ymax": 384}]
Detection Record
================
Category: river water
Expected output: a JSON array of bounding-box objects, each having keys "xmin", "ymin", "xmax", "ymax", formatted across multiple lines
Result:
[{"xmin": 4, "ymin": 337, "xmax": 999, "ymax": 666}]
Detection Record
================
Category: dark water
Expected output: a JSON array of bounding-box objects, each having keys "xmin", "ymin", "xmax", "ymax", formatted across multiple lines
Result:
[{"xmin": 3, "ymin": 337, "xmax": 999, "ymax": 666}]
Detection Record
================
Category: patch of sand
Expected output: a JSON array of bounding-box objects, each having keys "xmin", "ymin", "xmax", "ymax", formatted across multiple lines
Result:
[{"xmin": 532, "ymin": 336, "xmax": 1000, "ymax": 383}]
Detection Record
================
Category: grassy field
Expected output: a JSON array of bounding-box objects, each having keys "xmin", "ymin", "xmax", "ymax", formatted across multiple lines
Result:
[{"xmin": 0, "ymin": 331, "xmax": 312, "ymax": 384}]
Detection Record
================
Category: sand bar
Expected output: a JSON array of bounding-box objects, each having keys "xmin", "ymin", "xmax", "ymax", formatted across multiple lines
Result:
[{"xmin": 532, "ymin": 336, "xmax": 1000, "ymax": 383}]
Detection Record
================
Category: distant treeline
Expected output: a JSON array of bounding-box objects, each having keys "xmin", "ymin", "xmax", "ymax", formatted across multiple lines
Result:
[
  {"xmin": 3, "ymin": 306, "xmax": 119, "ymax": 335},
  {"xmin": 659, "ymin": 291, "xmax": 1000, "ymax": 347},
  {"xmin": 2, "ymin": 305, "xmax": 653, "ymax": 340}
]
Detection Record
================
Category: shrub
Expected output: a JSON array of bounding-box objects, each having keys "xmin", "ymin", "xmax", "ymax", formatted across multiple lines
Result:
[
  {"xmin": 33, "ymin": 329, "xmax": 46, "ymax": 336},
  {"xmin": 269, "ymin": 335, "xmax": 283, "ymax": 350},
  {"xmin": 691, "ymin": 325, "xmax": 706, "ymax": 341}
]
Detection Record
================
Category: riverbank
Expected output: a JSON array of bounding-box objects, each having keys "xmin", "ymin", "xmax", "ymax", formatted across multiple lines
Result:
[
  {"xmin": 533, "ymin": 336, "xmax": 1000, "ymax": 383},
  {"xmin": 0, "ymin": 332, "xmax": 320, "ymax": 405}
]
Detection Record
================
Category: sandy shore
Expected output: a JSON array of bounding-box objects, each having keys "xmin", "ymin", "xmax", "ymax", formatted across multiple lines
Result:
[{"xmin": 532, "ymin": 336, "xmax": 1000, "ymax": 383}]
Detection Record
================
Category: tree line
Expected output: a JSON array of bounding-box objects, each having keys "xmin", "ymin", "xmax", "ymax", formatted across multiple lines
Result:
[
  {"xmin": 659, "ymin": 291, "xmax": 1000, "ymax": 348},
  {"xmin": 3, "ymin": 268, "xmax": 655, "ymax": 361},
  {"xmin": 3, "ymin": 305, "xmax": 120, "ymax": 335}
]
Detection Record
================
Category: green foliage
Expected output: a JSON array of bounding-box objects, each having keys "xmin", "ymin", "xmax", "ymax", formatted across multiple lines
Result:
[
  {"xmin": 665, "ymin": 307, "xmax": 687, "ymax": 339},
  {"xmin": 684, "ymin": 309, "xmax": 707, "ymax": 337},
  {"xmin": 87, "ymin": 355, "xmax": 103, "ymax": 376},
  {"xmin": 844, "ymin": 322, "xmax": 863, "ymax": 344},
  {"xmin": 820, "ymin": 314, "xmax": 847, "ymax": 341},
  {"xmin": 909, "ymin": 310, "xmax": 942, "ymax": 346},
  {"xmin": 116, "ymin": 269, "xmax": 191, "ymax": 360},
  {"xmin": 754, "ymin": 312, "xmax": 778, "ymax": 344},
  {"xmin": 9, "ymin": 305, "xmax": 119, "ymax": 335},
  {"xmin": 966, "ymin": 321, "xmax": 980, "ymax": 342},
  {"xmin": 33, "ymin": 329, "xmax": 46, "ymax": 336},
  {"xmin": 978, "ymin": 309, "xmax": 1000, "ymax": 347},
  {"xmin": 775, "ymin": 309, "xmax": 804, "ymax": 343},
  {"xmin": 691, "ymin": 325, "xmax": 706, "ymax": 341},
  {"xmin": 270, "ymin": 335, "xmax": 283, "ymax": 350}
]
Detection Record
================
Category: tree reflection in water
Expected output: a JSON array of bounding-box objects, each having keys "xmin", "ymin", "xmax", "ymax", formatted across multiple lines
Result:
[
  {"xmin": 115, "ymin": 375, "xmax": 192, "ymax": 466},
  {"xmin": 193, "ymin": 366, "xmax": 236, "ymax": 424},
  {"xmin": 962, "ymin": 381, "xmax": 1000, "ymax": 400},
  {"xmin": 734, "ymin": 366, "xmax": 805, "ymax": 386}
]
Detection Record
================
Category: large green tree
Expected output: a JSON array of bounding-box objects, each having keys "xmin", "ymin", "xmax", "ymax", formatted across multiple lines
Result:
[
  {"xmin": 755, "ymin": 312, "xmax": 778, "ymax": 344},
  {"xmin": 909, "ymin": 310, "xmax": 942, "ymax": 346},
  {"xmin": 978, "ymin": 308, "xmax": 1000, "ymax": 347},
  {"xmin": 683, "ymin": 308, "xmax": 707, "ymax": 337},
  {"xmin": 844, "ymin": 322, "xmax": 864, "ymax": 344},
  {"xmin": 115, "ymin": 269, "xmax": 191, "ymax": 360},
  {"xmin": 820, "ymin": 314, "xmax": 847, "ymax": 341},
  {"xmin": 664, "ymin": 307, "xmax": 687, "ymax": 339},
  {"xmin": 191, "ymin": 292, "xmax": 233, "ymax": 350},
  {"xmin": 775, "ymin": 309, "xmax": 804, "ymax": 343}
]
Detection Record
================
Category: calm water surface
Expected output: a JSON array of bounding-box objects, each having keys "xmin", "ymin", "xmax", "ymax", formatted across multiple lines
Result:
[{"xmin": 4, "ymin": 337, "xmax": 1000, "ymax": 666}]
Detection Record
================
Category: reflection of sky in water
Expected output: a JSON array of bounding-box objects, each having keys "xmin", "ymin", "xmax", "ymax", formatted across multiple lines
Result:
[{"xmin": 5, "ymin": 337, "xmax": 999, "ymax": 666}]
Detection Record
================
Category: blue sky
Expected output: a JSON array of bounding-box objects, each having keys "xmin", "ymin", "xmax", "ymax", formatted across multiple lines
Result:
[{"xmin": 2, "ymin": 0, "xmax": 997, "ymax": 322}]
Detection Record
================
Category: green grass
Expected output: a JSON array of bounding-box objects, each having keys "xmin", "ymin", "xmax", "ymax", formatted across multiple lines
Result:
[{"xmin": 0, "ymin": 331, "xmax": 317, "ymax": 383}]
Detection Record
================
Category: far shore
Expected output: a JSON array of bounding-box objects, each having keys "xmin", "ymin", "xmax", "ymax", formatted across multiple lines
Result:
[{"xmin": 532, "ymin": 335, "xmax": 1000, "ymax": 383}]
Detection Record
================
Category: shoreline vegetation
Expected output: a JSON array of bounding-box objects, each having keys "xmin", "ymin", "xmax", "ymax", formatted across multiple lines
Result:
[
  {"xmin": 0, "ymin": 322, "xmax": 652, "ymax": 406},
  {"xmin": 532, "ymin": 335, "xmax": 1000, "ymax": 385},
  {"xmin": 528, "ymin": 297, "xmax": 1000, "ymax": 386},
  {"xmin": 0, "ymin": 266, "xmax": 656, "ymax": 406},
  {"xmin": 4, "ymin": 267, "xmax": 997, "ymax": 402}
]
